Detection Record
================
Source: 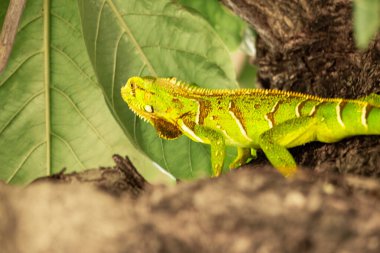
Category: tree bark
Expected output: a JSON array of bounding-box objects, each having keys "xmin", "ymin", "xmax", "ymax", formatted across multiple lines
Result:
[
  {"xmin": 222, "ymin": 0, "xmax": 380, "ymax": 96},
  {"xmin": 222, "ymin": 0, "xmax": 380, "ymax": 177},
  {"xmin": 0, "ymin": 0, "xmax": 26, "ymax": 73},
  {"xmin": 2, "ymin": 168, "xmax": 380, "ymax": 253}
]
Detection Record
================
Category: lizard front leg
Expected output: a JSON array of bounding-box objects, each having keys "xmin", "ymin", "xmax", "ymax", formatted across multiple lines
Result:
[{"xmin": 193, "ymin": 125, "xmax": 225, "ymax": 177}]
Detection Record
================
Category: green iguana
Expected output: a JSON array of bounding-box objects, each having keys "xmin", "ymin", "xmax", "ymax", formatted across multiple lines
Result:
[{"xmin": 121, "ymin": 76, "xmax": 380, "ymax": 177}]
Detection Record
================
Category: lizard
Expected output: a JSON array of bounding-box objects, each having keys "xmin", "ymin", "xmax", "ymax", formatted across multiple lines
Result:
[{"xmin": 121, "ymin": 76, "xmax": 380, "ymax": 177}]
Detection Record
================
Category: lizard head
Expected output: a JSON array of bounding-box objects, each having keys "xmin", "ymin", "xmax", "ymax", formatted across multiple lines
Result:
[{"xmin": 121, "ymin": 76, "xmax": 186, "ymax": 139}]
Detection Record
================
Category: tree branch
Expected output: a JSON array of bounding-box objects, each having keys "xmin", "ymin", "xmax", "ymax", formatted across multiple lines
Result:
[{"xmin": 0, "ymin": 0, "xmax": 26, "ymax": 73}]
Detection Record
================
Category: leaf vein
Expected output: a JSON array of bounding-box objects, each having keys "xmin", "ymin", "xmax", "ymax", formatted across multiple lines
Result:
[
  {"xmin": 140, "ymin": 45, "xmax": 232, "ymax": 81},
  {"xmin": 43, "ymin": 0, "xmax": 52, "ymax": 176},
  {"xmin": 51, "ymin": 86, "xmax": 111, "ymax": 150},
  {"xmin": 119, "ymin": 10, "xmax": 232, "ymax": 57},
  {"xmin": 17, "ymin": 14, "xmax": 42, "ymax": 33},
  {"xmin": 0, "ymin": 51, "xmax": 43, "ymax": 88},
  {"xmin": 6, "ymin": 141, "xmax": 46, "ymax": 183},
  {"xmin": 94, "ymin": 0, "xmax": 107, "ymax": 70},
  {"xmin": 51, "ymin": 132, "xmax": 86, "ymax": 170},
  {"xmin": 160, "ymin": 139, "xmax": 170, "ymax": 174},
  {"xmin": 50, "ymin": 12, "xmax": 81, "ymax": 33},
  {"xmin": 106, "ymin": 0, "xmax": 157, "ymax": 76},
  {"xmin": 0, "ymin": 91, "xmax": 44, "ymax": 136},
  {"xmin": 111, "ymin": 32, "xmax": 124, "ymax": 108},
  {"xmin": 188, "ymin": 139, "xmax": 193, "ymax": 177},
  {"xmin": 51, "ymin": 46, "xmax": 98, "ymax": 85}
]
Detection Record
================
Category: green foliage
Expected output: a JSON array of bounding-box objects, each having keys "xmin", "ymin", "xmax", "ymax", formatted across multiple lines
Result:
[
  {"xmin": 78, "ymin": 0, "xmax": 238, "ymax": 180},
  {"xmin": 354, "ymin": 0, "xmax": 380, "ymax": 48},
  {"xmin": 238, "ymin": 58, "xmax": 257, "ymax": 89},
  {"xmin": 0, "ymin": 0, "xmax": 10, "ymax": 27},
  {"xmin": 177, "ymin": 0, "xmax": 246, "ymax": 50},
  {"xmin": 0, "ymin": 0, "xmax": 131, "ymax": 184},
  {"xmin": 0, "ymin": 0, "xmax": 243, "ymax": 183}
]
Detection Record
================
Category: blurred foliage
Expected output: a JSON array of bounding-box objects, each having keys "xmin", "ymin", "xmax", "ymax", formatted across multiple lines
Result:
[
  {"xmin": 354, "ymin": 0, "xmax": 380, "ymax": 48},
  {"xmin": 177, "ymin": 0, "xmax": 246, "ymax": 50},
  {"xmin": 238, "ymin": 58, "xmax": 257, "ymax": 89}
]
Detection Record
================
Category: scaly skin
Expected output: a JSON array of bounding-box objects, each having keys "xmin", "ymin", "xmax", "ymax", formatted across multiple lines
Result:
[{"xmin": 121, "ymin": 76, "xmax": 380, "ymax": 177}]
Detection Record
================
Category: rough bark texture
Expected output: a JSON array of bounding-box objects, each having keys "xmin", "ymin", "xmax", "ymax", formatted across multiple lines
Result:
[
  {"xmin": 1, "ymin": 165, "xmax": 380, "ymax": 253},
  {"xmin": 32, "ymin": 155, "xmax": 150, "ymax": 198},
  {"xmin": 222, "ymin": 0, "xmax": 380, "ymax": 177}
]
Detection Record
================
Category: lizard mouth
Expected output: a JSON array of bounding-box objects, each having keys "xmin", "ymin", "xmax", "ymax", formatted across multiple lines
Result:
[{"xmin": 127, "ymin": 105, "xmax": 152, "ymax": 123}]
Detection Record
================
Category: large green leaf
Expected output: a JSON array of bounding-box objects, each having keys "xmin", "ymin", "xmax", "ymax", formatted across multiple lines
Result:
[
  {"xmin": 177, "ymin": 0, "xmax": 246, "ymax": 51},
  {"xmin": 0, "ymin": 0, "xmax": 131, "ymax": 184},
  {"xmin": 354, "ymin": 0, "xmax": 380, "ymax": 48},
  {"xmin": 78, "ymin": 0, "xmax": 238, "ymax": 179}
]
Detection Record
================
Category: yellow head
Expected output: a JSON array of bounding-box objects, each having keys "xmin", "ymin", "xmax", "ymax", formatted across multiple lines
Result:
[{"xmin": 121, "ymin": 76, "xmax": 193, "ymax": 139}]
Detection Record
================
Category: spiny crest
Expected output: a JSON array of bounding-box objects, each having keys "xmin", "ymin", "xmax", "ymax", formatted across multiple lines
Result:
[
  {"xmin": 156, "ymin": 77, "xmax": 322, "ymax": 99},
  {"xmin": 161, "ymin": 77, "xmax": 200, "ymax": 90},
  {"xmin": 149, "ymin": 77, "xmax": 369, "ymax": 104}
]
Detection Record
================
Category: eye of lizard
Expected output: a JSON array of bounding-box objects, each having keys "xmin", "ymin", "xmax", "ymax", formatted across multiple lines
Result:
[{"xmin": 144, "ymin": 104, "xmax": 154, "ymax": 113}]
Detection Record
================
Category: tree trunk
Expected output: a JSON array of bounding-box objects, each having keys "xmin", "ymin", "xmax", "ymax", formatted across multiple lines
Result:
[{"xmin": 222, "ymin": 0, "xmax": 380, "ymax": 176}]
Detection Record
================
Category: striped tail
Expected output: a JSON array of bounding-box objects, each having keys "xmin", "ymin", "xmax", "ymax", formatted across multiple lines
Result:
[
  {"xmin": 366, "ymin": 103, "xmax": 380, "ymax": 135},
  {"xmin": 341, "ymin": 98, "xmax": 380, "ymax": 136},
  {"xmin": 316, "ymin": 98, "xmax": 380, "ymax": 143}
]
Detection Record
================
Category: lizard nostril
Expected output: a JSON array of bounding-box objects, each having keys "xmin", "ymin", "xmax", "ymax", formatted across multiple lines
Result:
[{"xmin": 130, "ymin": 82, "xmax": 136, "ymax": 97}]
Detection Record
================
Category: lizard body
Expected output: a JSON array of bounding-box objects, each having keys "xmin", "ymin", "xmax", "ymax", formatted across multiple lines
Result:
[{"xmin": 121, "ymin": 76, "xmax": 380, "ymax": 177}]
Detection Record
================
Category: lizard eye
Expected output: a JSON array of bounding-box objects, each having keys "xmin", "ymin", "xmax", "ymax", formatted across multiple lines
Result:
[{"xmin": 144, "ymin": 104, "xmax": 154, "ymax": 113}]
